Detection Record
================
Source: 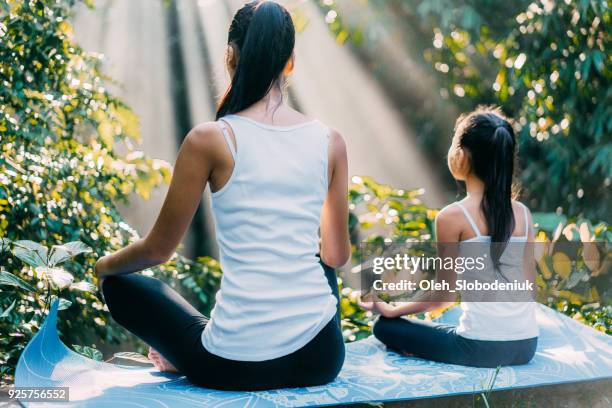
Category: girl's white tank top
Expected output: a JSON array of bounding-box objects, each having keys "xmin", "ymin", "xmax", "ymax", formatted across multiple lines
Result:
[
  {"xmin": 201, "ymin": 114, "xmax": 338, "ymax": 361},
  {"xmin": 456, "ymin": 201, "xmax": 539, "ymax": 341}
]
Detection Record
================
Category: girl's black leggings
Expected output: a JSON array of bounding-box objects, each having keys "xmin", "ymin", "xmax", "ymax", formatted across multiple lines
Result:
[
  {"xmin": 373, "ymin": 316, "xmax": 537, "ymax": 368},
  {"xmin": 102, "ymin": 263, "xmax": 344, "ymax": 391}
]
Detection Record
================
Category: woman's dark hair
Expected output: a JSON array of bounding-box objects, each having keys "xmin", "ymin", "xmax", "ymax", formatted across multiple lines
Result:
[
  {"xmin": 216, "ymin": 1, "xmax": 295, "ymax": 120},
  {"xmin": 455, "ymin": 106, "xmax": 518, "ymax": 269}
]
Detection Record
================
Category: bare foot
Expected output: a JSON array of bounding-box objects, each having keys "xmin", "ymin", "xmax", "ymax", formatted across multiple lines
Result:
[{"xmin": 148, "ymin": 347, "xmax": 179, "ymax": 373}]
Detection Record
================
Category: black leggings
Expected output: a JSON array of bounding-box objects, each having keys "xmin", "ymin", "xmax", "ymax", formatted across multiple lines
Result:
[
  {"xmin": 102, "ymin": 263, "xmax": 344, "ymax": 391},
  {"xmin": 373, "ymin": 316, "xmax": 537, "ymax": 368}
]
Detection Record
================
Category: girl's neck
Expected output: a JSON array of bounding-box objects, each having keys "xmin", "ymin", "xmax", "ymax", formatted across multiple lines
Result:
[{"xmin": 464, "ymin": 175, "xmax": 485, "ymax": 200}]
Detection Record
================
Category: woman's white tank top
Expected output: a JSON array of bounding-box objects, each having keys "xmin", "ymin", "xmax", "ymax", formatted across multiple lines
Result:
[
  {"xmin": 201, "ymin": 114, "xmax": 338, "ymax": 361},
  {"xmin": 456, "ymin": 201, "xmax": 539, "ymax": 341}
]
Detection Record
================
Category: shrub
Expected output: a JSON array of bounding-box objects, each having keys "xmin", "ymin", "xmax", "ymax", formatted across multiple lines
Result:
[
  {"xmin": 0, "ymin": 0, "xmax": 221, "ymax": 382},
  {"xmin": 420, "ymin": 0, "xmax": 611, "ymax": 219},
  {"xmin": 319, "ymin": 0, "xmax": 611, "ymax": 219}
]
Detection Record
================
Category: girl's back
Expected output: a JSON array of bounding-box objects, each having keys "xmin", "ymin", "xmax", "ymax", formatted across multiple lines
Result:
[{"xmin": 449, "ymin": 199, "xmax": 539, "ymax": 341}]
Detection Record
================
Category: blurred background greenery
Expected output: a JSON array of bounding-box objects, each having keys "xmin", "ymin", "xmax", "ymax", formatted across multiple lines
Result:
[
  {"xmin": 319, "ymin": 0, "xmax": 610, "ymax": 219},
  {"xmin": 0, "ymin": 0, "xmax": 610, "ymax": 383}
]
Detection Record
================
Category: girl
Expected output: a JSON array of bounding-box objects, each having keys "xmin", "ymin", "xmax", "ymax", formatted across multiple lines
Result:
[
  {"xmin": 360, "ymin": 107, "xmax": 539, "ymax": 368},
  {"xmin": 95, "ymin": 1, "xmax": 350, "ymax": 390}
]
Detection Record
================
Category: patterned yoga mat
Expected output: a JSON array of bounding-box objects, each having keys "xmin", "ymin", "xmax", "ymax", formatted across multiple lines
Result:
[{"xmin": 15, "ymin": 300, "xmax": 612, "ymax": 407}]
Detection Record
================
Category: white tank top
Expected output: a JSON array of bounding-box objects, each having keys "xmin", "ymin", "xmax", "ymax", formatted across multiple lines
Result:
[
  {"xmin": 455, "ymin": 201, "xmax": 539, "ymax": 341},
  {"xmin": 201, "ymin": 114, "xmax": 338, "ymax": 361}
]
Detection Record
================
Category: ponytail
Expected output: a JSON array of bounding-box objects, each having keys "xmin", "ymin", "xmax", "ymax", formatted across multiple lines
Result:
[
  {"xmin": 482, "ymin": 125, "xmax": 516, "ymax": 269},
  {"xmin": 216, "ymin": 1, "xmax": 295, "ymax": 120},
  {"xmin": 458, "ymin": 108, "xmax": 517, "ymax": 269}
]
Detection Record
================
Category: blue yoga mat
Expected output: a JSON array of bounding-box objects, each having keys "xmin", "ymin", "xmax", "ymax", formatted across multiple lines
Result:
[{"xmin": 16, "ymin": 300, "xmax": 612, "ymax": 407}]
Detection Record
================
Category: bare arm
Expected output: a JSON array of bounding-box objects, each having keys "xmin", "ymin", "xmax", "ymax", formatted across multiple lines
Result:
[
  {"xmin": 320, "ymin": 129, "xmax": 351, "ymax": 268},
  {"xmin": 95, "ymin": 123, "xmax": 220, "ymax": 278},
  {"xmin": 523, "ymin": 206, "xmax": 536, "ymax": 298},
  {"xmin": 360, "ymin": 206, "xmax": 460, "ymax": 318}
]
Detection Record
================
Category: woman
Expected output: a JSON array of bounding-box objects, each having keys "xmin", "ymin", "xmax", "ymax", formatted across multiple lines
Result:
[
  {"xmin": 360, "ymin": 107, "xmax": 539, "ymax": 368},
  {"xmin": 96, "ymin": 0, "xmax": 349, "ymax": 390}
]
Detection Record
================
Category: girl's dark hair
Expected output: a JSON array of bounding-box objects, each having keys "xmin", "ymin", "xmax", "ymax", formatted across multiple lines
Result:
[
  {"xmin": 455, "ymin": 106, "xmax": 518, "ymax": 269},
  {"xmin": 216, "ymin": 1, "xmax": 295, "ymax": 120}
]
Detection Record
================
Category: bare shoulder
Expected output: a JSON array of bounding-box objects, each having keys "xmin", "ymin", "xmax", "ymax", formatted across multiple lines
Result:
[
  {"xmin": 435, "ymin": 202, "xmax": 464, "ymax": 240},
  {"xmin": 326, "ymin": 128, "xmax": 347, "ymax": 183},
  {"xmin": 328, "ymin": 128, "xmax": 346, "ymax": 151},
  {"xmin": 436, "ymin": 202, "xmax": 463, "ymax": 224},
  {"xmin": 181, "ymin": 121, "xmax": 227, "ymax": 156},
  {"xmin": 325, "ymin": 127, "xmax": 347, "ymax": 169}
]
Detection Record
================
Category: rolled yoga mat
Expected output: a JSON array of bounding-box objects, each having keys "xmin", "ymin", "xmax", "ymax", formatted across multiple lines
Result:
[{"xmin": 15, "ymin": 300, "xmax": 612, "ymax": 407}]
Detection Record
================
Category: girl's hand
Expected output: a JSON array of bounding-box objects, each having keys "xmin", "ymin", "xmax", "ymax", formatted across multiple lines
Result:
[
  {"xmin": 357, "ymin": 293, "xmax": 398, "ymax": 318},
  {"xmin": 373, "ymin": 301, "xmax": 399, "ymax": 318},
  {"xmin": 357, "ymin": 291, "xmax": 377, "ymax": 312},
  {"xmin": 357, "ymin": 299, "xmax": 376, "ymax": 311}
]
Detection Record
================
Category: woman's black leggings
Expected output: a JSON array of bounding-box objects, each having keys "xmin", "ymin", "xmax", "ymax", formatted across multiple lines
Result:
[
  {"xmin": 102, "ymin": 263, "xmax": 345, "ymax": 391},
  {"xmin": 373, "ymin": 316, "xmax": 537, "ymax": 368}
]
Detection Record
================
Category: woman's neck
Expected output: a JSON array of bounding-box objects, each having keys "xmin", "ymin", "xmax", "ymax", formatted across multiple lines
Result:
[
  {"xmin": 245, "ymin": 86, "xmax": 284, "ymax": 118},
  {"xmin": 464, "ymin": 175, "xmax": 485, "ymax": 199}
]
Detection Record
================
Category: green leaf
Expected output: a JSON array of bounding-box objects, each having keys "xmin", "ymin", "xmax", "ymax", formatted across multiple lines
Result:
[
  {"xmin": 48, "ymin": 241, "xmax": 92, "ymax": 266},
  {"xmin": 57, "ymin": 298, "xmax": 73, "ymax": 310},
  {"xmin": 0, "ymin": 299, "xmax": 17, "ymax": 318},
  {"xmin": 0, "ymin": 1, "xmax": 10, "ymax": 14},
  {"xmin": 13, "ymin": 240, "xmax": 49, "ymax": 268},
  {"xmin": 113, "ymin": 352, "xmax": 152, "ymax": 365},
  {"xmin": 532, "ymin": 213, "xmax": 568, "ymax": 232},
  {"xmin": 0, "ymin": 238, "xmax": 11, "ymax": 253},
  {"xmin": 0, "ymin": 271, "xmax": 36, "ymax": 292},
  {"xmin": 36, "ymin": 267, "xmax": 74, "ymax": 289},
  {"xmin": 73, "ymin": 345, "xmax": 103, "ymax": 361},
  {"xmin": 566, "ymin": 268, "xmax": 588, "ymax": 289},
  {"xmin": 592, "ymin": 50, "xmax": 604, "ymax": 72},
  {"xmin": 70, "ymin": 281, "xmax": 97, "ymax": 292}
]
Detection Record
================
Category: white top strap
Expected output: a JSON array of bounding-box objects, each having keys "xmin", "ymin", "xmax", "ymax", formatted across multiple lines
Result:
[
  {"xmin": 218, "ymin": 120, "xmax": 237, "ymax": 160},
  {"xmin": 456, "ymin": 202, "xmax": 482, "ymax": 237},
  {"xmin": 519, "ymin": 202, "xmax": 529, "ymax": 238}
]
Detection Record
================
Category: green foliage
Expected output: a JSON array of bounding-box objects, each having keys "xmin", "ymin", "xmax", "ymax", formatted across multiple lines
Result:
[
  {"xmin": 73, "ymin": 344, "xmax": 102, "ymax": 361},
  {"xmin": 531, "ymin": 216, "xmax": 611, "ymax": 334},
  {"xmin": 0, "ymin": 238, "xmax": 100, "ymax": 380},
  {"xmin": 341, "ymin": 176, "xmax": 440, "ymax": 341},
  {"xmin": 0, "ymin": 0, "xmax": 221, "ymax": 382},
  {"xmin": 319, "ymin": 0, "xmax": 611, "ymax": 220},
  {"xmin": 420, "ymin": 0, "xmax": 611, "ymax": 219}
]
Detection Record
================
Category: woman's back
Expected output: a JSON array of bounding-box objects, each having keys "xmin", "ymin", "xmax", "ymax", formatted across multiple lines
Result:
[
  {"xmin": 202, "ymin": 114, "xmax": 338, "ymax": 361},
  {"xmin": 98, "ymin": 1, "xmax": 347, "ymax": 389}
]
